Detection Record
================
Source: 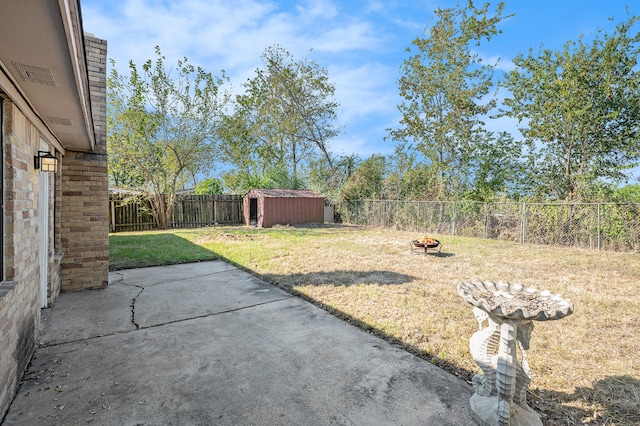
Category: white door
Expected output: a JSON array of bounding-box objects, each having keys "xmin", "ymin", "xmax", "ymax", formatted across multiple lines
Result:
[{"xmin": 38, "ymin": 171, "xmax": 49, "ymax": 308}]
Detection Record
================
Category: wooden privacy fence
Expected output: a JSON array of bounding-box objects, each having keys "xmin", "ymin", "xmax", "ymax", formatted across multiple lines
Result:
[
  {"xmin": 109, "ymin": 194, "xmax": 244, "ymax": 232},
  {"xmin": 172, "ymin": 194, "xmax": 243, "ymax": 228}
]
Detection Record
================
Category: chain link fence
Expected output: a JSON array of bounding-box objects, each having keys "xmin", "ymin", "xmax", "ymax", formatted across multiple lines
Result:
[{"xmin": 340, "ymin": 200, "xmax": 640, "ymax": 252}]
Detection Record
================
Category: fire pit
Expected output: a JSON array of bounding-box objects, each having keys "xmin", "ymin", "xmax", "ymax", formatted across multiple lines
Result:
[
  {"xmin": 410, "ymin": 237, "xmax": 441, "ymax": 255},
  {"xmin": 458, "ymin": 280, "xmax": 574, "ymax": 426}
]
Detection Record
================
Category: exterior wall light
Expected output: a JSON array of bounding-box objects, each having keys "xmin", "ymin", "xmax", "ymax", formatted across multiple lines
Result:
[{"xmin": 34, "ymin": 150, "xmax": 58, "ymax": 172}]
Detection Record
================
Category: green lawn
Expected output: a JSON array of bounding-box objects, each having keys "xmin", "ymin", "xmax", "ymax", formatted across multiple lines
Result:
[{"xmin": 109, "ymin": 231, "xmax": 219, "ymax": 270}]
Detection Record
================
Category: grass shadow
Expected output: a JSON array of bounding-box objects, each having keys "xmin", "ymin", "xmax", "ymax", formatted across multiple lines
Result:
[
  {"xmin": 264, "ymin": 270, "xmax": 415, "ymax": 287},
  {"xmin": 531, "ymin": 375, "xmax": 640, "ymax": 425},
  {"xmin": 109, "ymin": 232, "xmax": 219, "ymax": 271},
  {"xmin": 409, "ymin": 250, "xmax": 455, "ymax": 258},
  {"xmin": 436, "ymin": 251, "xmax": 455, "ymax": 257}
]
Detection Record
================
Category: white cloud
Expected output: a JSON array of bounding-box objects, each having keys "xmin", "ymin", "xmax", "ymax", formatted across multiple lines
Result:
[
  {"xmin": 477, "ymin": 52, "xmax": 515, "ymax": 72},
  {"xmin": 294, "ymin": 0, "xmax": 338, "ymax": 20},
  {"xmin": 85, "ymin": 0, "xmax": 386, "ymax": 72},
  {"xmin": 310, "ymin": 22, "xmax": 381, "ymax": 53},
  {"xmin": 331, "ymin": 133, "xmax": 395, "ymax": 158},
  {"xmin": 365, "ymin": 1, "xmax": 384, "ymax": 14},
  {"xmin": 332, "ymin": 62, "xmax": 398, "ymax": 123}
]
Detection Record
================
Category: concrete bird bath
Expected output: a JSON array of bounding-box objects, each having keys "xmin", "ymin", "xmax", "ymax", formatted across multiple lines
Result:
[{"xmin": 458, "ymin": 281, "xmax": 574, "ymax": 426}]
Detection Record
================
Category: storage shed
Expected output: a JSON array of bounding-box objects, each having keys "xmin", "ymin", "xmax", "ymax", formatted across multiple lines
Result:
[{"xmin": 243, "ymin": 189, "xmax": 324, "ymax": 228}]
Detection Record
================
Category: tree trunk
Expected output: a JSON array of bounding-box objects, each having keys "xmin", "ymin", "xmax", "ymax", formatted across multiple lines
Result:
[{"xmin": 152, "ymin": 193, "xmax": 170, "ymax": 229}]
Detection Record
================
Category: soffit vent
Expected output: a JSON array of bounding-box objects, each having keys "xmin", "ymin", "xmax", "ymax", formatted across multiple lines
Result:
[
  {"xmin": 48, "ymin": 116, "xmax": 72, "ymax": 126},
  {"xmin": 12, "ymin": 62, "xmax": 58, "ymax": 87}
]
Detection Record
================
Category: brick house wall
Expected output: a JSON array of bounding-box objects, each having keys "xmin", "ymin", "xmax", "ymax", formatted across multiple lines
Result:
[
  {"xmin": 0, "ymin": 33, "xmax": 108, "ymax": 418},
  {"xmin": 58, "ymin": 35, "xmax": 109, "ymax": 291},
  {"xmin": 0, "ymin": 100, "xmax": 51, "ymax": 419}
]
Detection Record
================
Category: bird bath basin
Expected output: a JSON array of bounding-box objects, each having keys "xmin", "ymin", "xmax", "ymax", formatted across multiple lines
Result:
[{"xmin": 458, "ymin": 281, "xmax": 574, "ymax": 426}]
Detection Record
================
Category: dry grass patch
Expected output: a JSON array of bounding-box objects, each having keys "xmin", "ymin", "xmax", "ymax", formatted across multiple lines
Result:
[{"xmin": 181, "ymin": 225, "xmax": 639, "ymax": 425}]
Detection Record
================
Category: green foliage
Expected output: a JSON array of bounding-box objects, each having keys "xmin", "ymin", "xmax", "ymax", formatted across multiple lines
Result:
[
  {"xmin": 384, "ymin": 143, "xmax": 416, "ymax": 200},
  {"xmin": 599, "ymin": 202, "xmax": 640, "ymax": 250},
  {"xmin": 221, "ymin": 164, "xmax": 306, "ymax": 194},
  {"xmin": 614, "ymin": 184, "xmax": 640, "ymax": 202},
  {"xmin": 463, "ymin": 131, "xmax": 530, "ymax": 201},
  {"xmin": 308, "ymin": 154, "xmax": 360, "ymax": 203},
  {"xmin": 400, "ymin": 164, "xmax": 436, "ymax": 200},
  {"xmin": 108, "ymin": 150, "xmax": 146, "ymax": 188},
  {"xmin": 384, "ymin": 143, "xmax": 442, "ymax": 200},
  {"xmin": 194, "ymin": 178, "xmax": 223, "ymax": 195},
  {"xmin": 218, "ymin": 45, "xmax": 340, "ymax": 189},
  {"xmin": 501, "ymin": 15, "xmax": 640, "ymax": 201},
  {"xmin": 341, "ymin": 154, "xmax": 387, "ymax": 200},
  {"xmin": 264, "ymin": 164, "xmax": 307, "ymax": 190},
  {"xmin": 222, "ymin": 170, "xmax": 270, "ymax": 194},
  {"xmin": 107, "ymin": 46, "xmax": 230, "ymax": 228},
  {"xmin": 389, "ymin": 1, "xmax": 509, "ymax": 199}
]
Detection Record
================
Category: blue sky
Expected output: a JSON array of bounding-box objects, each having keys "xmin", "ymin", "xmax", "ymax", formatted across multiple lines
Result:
[{"xmin": 81, "ymin": 0, "xmax": 639, "ymax": 183}]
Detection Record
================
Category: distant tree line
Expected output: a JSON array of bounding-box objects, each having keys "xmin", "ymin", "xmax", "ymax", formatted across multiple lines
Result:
[{"xmin": 107, "ymin": 1, "xmax": 640, "ymax": 228}]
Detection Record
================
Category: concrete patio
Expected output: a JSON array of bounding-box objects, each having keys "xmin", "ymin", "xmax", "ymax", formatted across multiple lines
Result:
[{"xmin": 3, "ymin": 261, "xmax": 474, "ymax": 425}]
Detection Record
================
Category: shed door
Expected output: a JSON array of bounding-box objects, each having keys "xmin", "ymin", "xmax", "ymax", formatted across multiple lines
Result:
[{"xmin": 249, "ymin": 198, "xmax": 258, "ymax": 223}]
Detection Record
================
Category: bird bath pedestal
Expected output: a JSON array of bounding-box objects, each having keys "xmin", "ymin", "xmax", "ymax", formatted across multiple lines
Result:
[{"xmin": 458, "ymin": 281, "xmax": 574, "ymax": 426}]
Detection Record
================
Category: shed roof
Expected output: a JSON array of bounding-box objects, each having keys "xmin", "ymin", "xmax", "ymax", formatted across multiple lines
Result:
[{"xmin": 246, "ymin": 189, "xmax": 323, "ymax": 198}]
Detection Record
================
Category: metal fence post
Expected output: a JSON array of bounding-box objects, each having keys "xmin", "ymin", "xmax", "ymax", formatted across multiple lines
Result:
[
  {"xmin": 483, "ymin": 203, "xmax": 489, "ymax": 239},
  {"xmin": 520, "ymin": 202, "xmax": 527, "ymax": 244},
  {"xmin": 597, "ymin": 203, "xmax": 601, "ymax": 251},
  {"xmin": 451, "ymin": 202, "xmax": 457, "ymax": 236}
]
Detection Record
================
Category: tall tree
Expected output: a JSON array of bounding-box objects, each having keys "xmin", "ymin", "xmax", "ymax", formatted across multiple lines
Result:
[
  {"xmin": 308, "ymin": 153, "xmax": 360, "ymax": 202},
  {"xmin": 389, "ymin": 1, "xmax": 508, "ymax": 199},
  {"xmin": 219, "ymin": 45, "xmax": 340, "ymax": 187},
  {"xmin": 341, "ymin": 154, "xmax": 387, "ymax": 200},
  {"xmin": 107, "ymin": 47, "xmax": 230, "ymax": 228},
  {"xmin": 464, "ymin": 131, "xmax": 530, "ymax": 201},
  {"xmin": 384, "ymin": 142, "xmax": 427, "ymax": 200},
  {"xmin": 194, "ymin": 177, "xmax": 223, "ymax": 195},
  {"xmin": 501, "ymin": 15, "xmax": 640, "ymax": 200}
]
